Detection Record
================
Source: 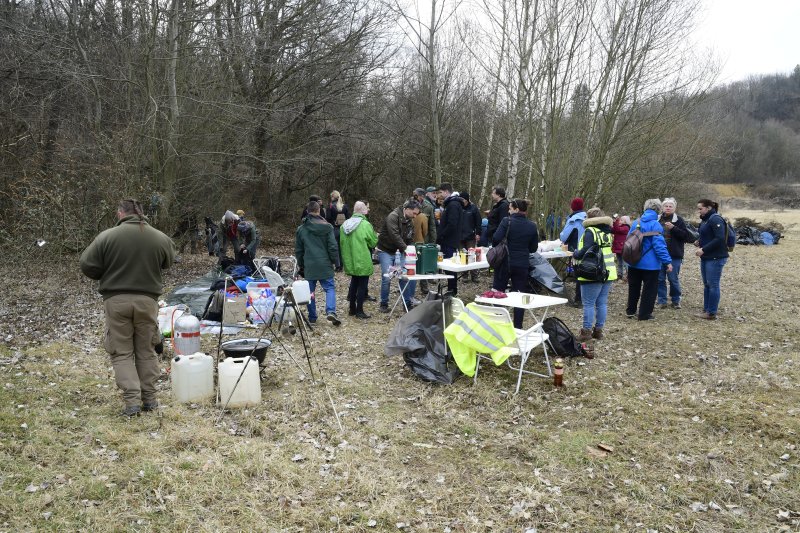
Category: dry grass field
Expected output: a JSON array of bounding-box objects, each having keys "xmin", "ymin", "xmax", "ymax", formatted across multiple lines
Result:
[{"xmin": 1, "ymin": 207, "xmax": 798, "ymax": 532}]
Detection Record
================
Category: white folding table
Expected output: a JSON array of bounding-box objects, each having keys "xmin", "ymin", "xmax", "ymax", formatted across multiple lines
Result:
[
  {"xmin": 470, "ymin": 292, "xmax": 568, "ymax": 381},
  {"xmin": 383, "ymin": 272, "xmax": 454, "ymax": 316},
  {"xmin": 436, "ymin": 258, "xmax": 489, "ymax": 275},
  {"xmin": 538, "ymin": 250, "xmax": 572, "ymax": 260},
  {"xmin": 474, "ymin": 291, "xmax": 568, "ymax": 324}
]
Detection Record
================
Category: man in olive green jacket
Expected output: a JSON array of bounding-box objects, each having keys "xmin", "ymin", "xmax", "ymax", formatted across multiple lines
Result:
[
  {"xmin": 295, "ymin": 201, "xmax": 341, "ymax": 325},
  {"xmin": 80, "ymin": 199, "xmax": 176, "ymax": 417}
]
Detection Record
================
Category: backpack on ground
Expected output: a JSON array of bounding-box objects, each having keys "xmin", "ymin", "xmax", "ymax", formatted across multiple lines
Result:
[
  {"xmin": 542, "ymin": 317, "xmax": 586, "ymax": 357},
  {"xmin": 621, "ymin": 221, "xmax": 659, "ymax": 264}
]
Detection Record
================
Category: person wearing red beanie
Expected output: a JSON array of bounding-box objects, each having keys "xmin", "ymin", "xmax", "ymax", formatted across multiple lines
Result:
[{"xmin": 560, "ymin": 197, "xmax": 587, "ymax": 307}]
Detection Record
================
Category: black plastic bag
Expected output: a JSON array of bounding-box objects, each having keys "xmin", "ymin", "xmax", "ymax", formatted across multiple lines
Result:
[
  {"xmin": 385, "ymin": 298, "xmax": 462, "ymax": 384},
  {"xmin": 735, "ymin": 226, "xmax": 763, "ymax": 246},
  {"xmin": 528, "ymin": 252, "xmax": 564, "ymax": 294}
]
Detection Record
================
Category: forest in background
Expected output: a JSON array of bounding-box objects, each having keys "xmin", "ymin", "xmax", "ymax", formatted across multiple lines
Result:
[{"xmin": 1, "ymin": 0, "xmax": 798, "ymax": 253}]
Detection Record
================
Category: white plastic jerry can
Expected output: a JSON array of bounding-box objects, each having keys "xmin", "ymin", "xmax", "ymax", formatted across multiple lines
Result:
[
  {"xmin": 218, "ymin": 357, "xmax": 261, "ymax": 408},
  {"xmin": 171, "ymin": 352, "xmax": 214, "ymax": 403}
]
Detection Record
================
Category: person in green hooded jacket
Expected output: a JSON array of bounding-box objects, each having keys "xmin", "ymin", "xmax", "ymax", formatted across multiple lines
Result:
[
  {"xmin": 295, "ymin": 200, "xmax": 341, "ymax": 325},
  {"xmin": 340, "ymin": 201, "xmax": 378, "ymax": 319}
]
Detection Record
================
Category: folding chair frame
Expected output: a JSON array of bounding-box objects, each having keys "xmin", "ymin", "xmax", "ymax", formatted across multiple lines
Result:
[{"xmin": 470, "ymin": 304, "xmax": 551, "ymax": 394}]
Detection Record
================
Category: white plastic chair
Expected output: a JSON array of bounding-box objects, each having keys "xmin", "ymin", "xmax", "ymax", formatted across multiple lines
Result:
[
  {"xmin": 470, "ymin": 304, "xmax": 551, "ymax": 394},
  {"xmin": 442, "ymin": 297, "xmax": 465, "ymax": 330}
]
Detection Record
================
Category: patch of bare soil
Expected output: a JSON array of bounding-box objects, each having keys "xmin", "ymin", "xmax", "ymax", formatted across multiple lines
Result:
[{"xmin": 1, "ymin": 209, "xmax": 798, "ymax": 531}]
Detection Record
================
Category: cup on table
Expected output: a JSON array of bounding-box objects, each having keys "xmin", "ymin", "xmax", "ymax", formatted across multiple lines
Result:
[{"xmin": 521, "ymin": 294, "xmax": 532, "ymax": 305}]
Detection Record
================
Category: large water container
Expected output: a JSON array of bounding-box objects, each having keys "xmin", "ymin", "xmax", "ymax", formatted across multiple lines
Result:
[
  {"xmin": 171, "ymin": 353, "xmax": 214, "ymax": 403},
  {"xmin": 218, "ymin": 357, "xmax": 261, "ymax": 408},
  {"xmin": 173, "ymin": 314, "xmax": 201, "ymax": 355},
  {"xmin": 290, "ymin": 279, "xmax": 311, "ymax": 304},
  {"xmin": 416, "ymin": 244, "xmax": 438, "ymax": 274}
]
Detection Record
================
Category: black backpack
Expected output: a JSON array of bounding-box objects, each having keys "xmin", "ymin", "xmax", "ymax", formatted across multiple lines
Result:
[{"xmin": 542, "ymin": 317, "xmax": 586, "ymax": 357}]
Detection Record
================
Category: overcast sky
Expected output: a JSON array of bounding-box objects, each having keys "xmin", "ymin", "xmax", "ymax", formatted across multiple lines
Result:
[{"xmin": 695, "ymin": 0, "xmax": 800, "ymax": 83}]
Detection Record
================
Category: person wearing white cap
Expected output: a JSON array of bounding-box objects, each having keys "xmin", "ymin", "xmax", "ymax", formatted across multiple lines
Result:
[{"xmin": 657, "ymin": 197, "xmax": 692, "ymax": 309}]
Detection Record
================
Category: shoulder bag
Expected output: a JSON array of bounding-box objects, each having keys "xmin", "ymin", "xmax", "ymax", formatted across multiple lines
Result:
[{"xmin": 487, "ymin": 218, "xmax": 511, "ymax": 268}]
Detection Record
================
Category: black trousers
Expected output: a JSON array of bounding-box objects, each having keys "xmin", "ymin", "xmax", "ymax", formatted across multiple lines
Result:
[
  {"xmin": 626, "ymin": 267, "xmax": 659, "ymax": 319},
  {"xmin": 347, "ymin": 275, "xmax": 369, "ymax": 313},
  {"xmin": 492, "ymin": 263, "xmax": 529, "ymax": 328}
]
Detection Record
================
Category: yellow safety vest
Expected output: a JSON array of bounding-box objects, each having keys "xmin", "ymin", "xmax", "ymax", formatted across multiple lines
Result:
[
  {"xmin": 444, "ymin": 303, "xmax": 517, "ymax": 377},
  {"xmin": 577, "ymin": 226, "xmax": 617, "ymax": 282}
]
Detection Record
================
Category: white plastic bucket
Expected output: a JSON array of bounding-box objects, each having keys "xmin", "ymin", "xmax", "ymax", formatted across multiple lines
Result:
[
  {"xmin": 218, "ymin": 357, "xmax": 261, "ymax": 408},
  {"xmin": 171, "ymin": 352, "xmax": 214, "ymax": 403}
]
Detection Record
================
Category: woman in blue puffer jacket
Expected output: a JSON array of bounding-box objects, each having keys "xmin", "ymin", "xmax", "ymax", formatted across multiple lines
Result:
[{"xmin": 625, "ymin": 198, "xmax": 673, "ymax": 321}]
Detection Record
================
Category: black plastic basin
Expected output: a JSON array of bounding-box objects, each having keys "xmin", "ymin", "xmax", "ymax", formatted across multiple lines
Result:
[{"xmin": 221, "ymin": 338, "xmax": 271, "ymax": 364}]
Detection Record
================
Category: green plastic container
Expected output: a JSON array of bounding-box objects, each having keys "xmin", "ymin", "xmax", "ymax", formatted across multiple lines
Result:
[{"xmin": 417, "ymin": 243, "xmax": 439, "ymax": 274}]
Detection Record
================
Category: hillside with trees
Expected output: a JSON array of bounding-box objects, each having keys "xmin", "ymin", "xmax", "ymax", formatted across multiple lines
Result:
[
  {"xmin": 694, "ymin": 67, "xmax": 800, "ymax": 204},
  {"xmin": 1, "ymin": 0, "xmax": 798, "ymax": 252}
]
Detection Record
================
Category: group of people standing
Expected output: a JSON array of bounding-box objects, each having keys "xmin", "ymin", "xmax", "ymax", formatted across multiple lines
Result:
[
  {"xmin": 294, "ymin": 184, "xmax": 526, "ymax": 324},
  {"xmin": 79, "ymin": 190, "xmax": 731, "ymax": 417},
  {"xmin": 568, "ymin": 196, "xmax": 730, "ymax": 343}
]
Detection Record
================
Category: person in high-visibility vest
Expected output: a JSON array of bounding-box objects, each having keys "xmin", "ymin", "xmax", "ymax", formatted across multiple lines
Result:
[{"xmin": 573, "ymin": 207, "xmax": 617, "ymax": 342}]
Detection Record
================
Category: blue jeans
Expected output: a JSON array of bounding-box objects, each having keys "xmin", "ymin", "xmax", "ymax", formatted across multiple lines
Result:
[
  {"xmin": 657, "ymin": 258, "xmax": 683, "ymax": 304},
  {"xmin": 580, "ymin": 281, "xmax": 612, "ymax": 329},
  {"xmin": 700, "ymin": 257, "xmax": 727, "ymax": 315},
  {"xmin": 378, "ymin": 251, "xmax": 416, "ymax": 307},
  {"xmin": 306, "ymin": 277, "xmax": 336, "ymax": 321}
]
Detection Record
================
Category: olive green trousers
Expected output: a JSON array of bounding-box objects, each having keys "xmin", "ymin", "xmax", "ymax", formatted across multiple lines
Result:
[{"xmin": 103, "ymin": 294, "xmax": 161, "ymax": 408}]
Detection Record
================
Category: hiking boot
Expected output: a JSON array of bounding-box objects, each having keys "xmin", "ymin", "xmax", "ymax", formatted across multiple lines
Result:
[
  {"xmin": 410, "ymin": 297, "xmax": 422, "ymax": 306},
  {"xmin": 355, "ymin": 311, "xmax": 370, "ymax": 319},
  {"xmin": 379, "ymin": 304, "xmax": 390, "ymax": 314},
  {"xmin": 121, "ymin": 405, "xmax": 141, "ymax": 417},
  {"xmin": 638, "ymin": 315, "xmax": 655, "ymax": 321},
  {"xmin": 695, "ymin": 311, "xmax": 710, "ymax": 319},
  {"xmin": 348, "ymin": 307, "xmax": 356, "ymax": 316},
  {"xmin": 326, "ymin": 313, "xmax": 341, "ymax": 326},
  {"xmin": 365, "ymin": 295, "xmax": 377, "ymax": 302},
  {"xmin": 142, "ymin": 401, "xmax": 159, "ymax": 412},
  {"xmin": 671, "ymin": 302, "xmax": 681, "ymax": 309},
  {"xmin": 577, "ymin": 328, "xmax": 593, "ymax": 342},
  {"xmin": 591, "ymin": 327, "xmax": 604, "ymax": 340},
  {"xmin": 658, "ymin": 303, "xmax": 669, "ymax": 309},
  {"xmin": 569, "ymin": 301, "xmax": 582, "ymax": 308},
  {"xmin": 705, "ymin": 313, "xmax": 717, "ymax": 320},
  {"xmin": 626, "ymin": 312, "xmax": 636, "ymax": 319}
]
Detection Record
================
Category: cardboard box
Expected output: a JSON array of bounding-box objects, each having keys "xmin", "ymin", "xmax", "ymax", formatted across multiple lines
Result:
[{"xmin": 222, "ymin": 294, "xmax": 248, "ymax": 324}]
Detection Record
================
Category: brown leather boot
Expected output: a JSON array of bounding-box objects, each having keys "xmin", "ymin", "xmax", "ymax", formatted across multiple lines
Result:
[
  {"xmin": 592, "ymin": 327, "xmax": 604, "ymax": 340},
  {"xmin": 578, "ymin": 328, "xmax": 593, "ymax": 342}
]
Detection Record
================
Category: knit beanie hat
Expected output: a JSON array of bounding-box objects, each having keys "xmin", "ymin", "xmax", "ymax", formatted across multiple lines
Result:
[{"xmin": 570, "ymin": 197, "xmax": 584, "ymax": 212}]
